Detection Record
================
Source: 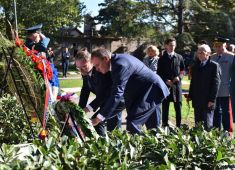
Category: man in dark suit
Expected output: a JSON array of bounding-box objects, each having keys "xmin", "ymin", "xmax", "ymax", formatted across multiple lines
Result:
[
  {"xmin": 75, "ymin": 49, "xmax": 124, "ymax": 136},
  {"xmin": 91, "ymin": 48, "xmax": 169, "ymax": 134},
  {"xmin": 157, "ymin": 38, "xmax": 185, "ymax": 127},
  {"xmin": 188, "ymin": 44, "xmax": 221, "ymax": 130}
]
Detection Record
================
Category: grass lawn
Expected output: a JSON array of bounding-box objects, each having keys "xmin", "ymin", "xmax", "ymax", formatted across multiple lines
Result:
[
  {"xmin": 169, "ymin": 76, "xmax": 194, "ymax": 126},
  {"xmin": 168, "ymin": 96, "xmax": 194, "ymax": 125},
  {"xmin": 59, "ymin": 78, "xmax": 83, "ymax": 88}
]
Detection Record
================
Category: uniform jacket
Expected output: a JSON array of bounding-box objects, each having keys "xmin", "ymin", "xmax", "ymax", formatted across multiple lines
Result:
[
  {"xmin": 189, "ymin": 59, "xmax": 221, "ymax": 109},
  {"xmin": 25, "ymin": 37, "xmax": 50, "ymax": 53},
  {"xmin": 211, "ymin": 51, "xmax": 234, "ymax": 97},
  {"xmin": 157, "ymin": 51, "xmax": 185, "ymax": 102},
  {"xmin": 142, "ymin": 56, "xmax": 159, "ymax": 73},
  {"xmin": 231, "ymin": 57, "xmax": 235, "ymax": 86},
  {"xmin": 99, "ymin": 54, "xmax": 170, "ymax": 120},
  {"xmin": 79, "ymin": 68, "xmax": 113, "ymax": 111}
]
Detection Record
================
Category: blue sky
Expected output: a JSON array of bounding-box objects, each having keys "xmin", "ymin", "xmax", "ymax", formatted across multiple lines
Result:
[{"xmin": 81, "ymin": 0, "xmax": 104, "ymax": 16}]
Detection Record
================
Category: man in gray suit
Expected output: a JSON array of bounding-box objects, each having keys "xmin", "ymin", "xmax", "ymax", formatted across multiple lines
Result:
[{"xmin": 90, "ymin": 48, "xmax": 169, "ymax": 134}]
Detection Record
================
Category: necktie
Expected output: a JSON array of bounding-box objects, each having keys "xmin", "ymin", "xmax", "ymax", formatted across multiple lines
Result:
[
  {"xmin": 200, "ymin": 62, "xmax": 204, "ymax": 67},
  {"xmin": 217, "ymin": 55, "xmax": 222, "ymax": 62}
]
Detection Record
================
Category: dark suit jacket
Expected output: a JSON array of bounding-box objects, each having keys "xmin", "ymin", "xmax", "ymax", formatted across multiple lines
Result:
[
  {"xmin": 157, "ymin": 51, "xmax": 185, "ymax": 102},
  {"xmin": 99, "ymin": 54, "xmax": 169, "ymax": 120},
  {"xmin": 79, "ymin": 68, "xmax": 112, "ymax": 111},
  {"xmin": 189, "ymin": 59, "xmax": 221, "ymax": 109}
]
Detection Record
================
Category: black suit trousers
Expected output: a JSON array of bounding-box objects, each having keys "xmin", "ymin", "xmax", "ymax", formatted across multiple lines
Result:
[
  {"xmin": 162, "ymin": 99, "xmax": 182, "ymax": 127},
  {"xmin": 194, "ymin": 107, "xmax": 214, "ymax": 131},
  {"xmin": 92, "ymin": 104, "xmax": 124, "ymax": 136}
]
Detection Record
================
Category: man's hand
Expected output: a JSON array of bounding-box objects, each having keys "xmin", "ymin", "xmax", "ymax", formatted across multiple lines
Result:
[
  {"xmin": 34, "ymin": 33, "xmax": 41, "ymax": 43},
  {"xmin": 173, "ymin": 76, "xmax": 180, "ymax": 83},
  {"xmin": 83, "ymin": 107, "xmax": 90, "ymax": 113},
  {"xmin": 208, "ymin": 102, "xmax": 214, "ymax": 109},
  {"xmin": 166, "ymin": 80, "xmax": 173, "ymax": 87},
  {"xmin": 91, "ymin": 117, "xmax": 102, "ymax": 126}
]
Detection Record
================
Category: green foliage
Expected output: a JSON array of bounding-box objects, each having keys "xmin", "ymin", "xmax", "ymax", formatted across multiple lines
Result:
[
  {"xmin": 97, "ymin": 0, "xmax": 159, "ymax": 38},
  {"xmin": 0, "ymin": 0, "xmax": 85, "ymax": 36},
  {"xmin": 55, "ymin": 100, "xmax": 98, "ymax": 139},
  {"xmin": 0, "ymin": 33, "xmax": 14, "ymax": 48},
  {"xmin": 188, "ymin": 0, "xmax": 235, "ymax": 43},
  {"xmin": 176, "ymin": 32, "xmax": 196, "ymax": 54},
  {"xmin": 0, "ymin": 94, "xmax": 32, "ymax": 144},
  {"xmin": 0, "ymin": 143, "xmax": 24, "ymax": 169},
  {"xmin": 1, "ymin": 126, "xmax": 235, "ymax": 169}
]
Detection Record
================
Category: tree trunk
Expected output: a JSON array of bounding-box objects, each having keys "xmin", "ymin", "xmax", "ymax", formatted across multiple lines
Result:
[{"xmin": 178, "ymin": 0, "xmax": 184, "ymax": 34}]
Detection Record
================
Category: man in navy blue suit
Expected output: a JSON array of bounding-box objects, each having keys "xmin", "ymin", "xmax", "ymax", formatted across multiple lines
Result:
[
  {"xmin": 75, "ymin": 49, "xmax": 124, "ymax": 136},
  {"xmin": 91, "ymin": 48, "xmax": 169, "ymax": 134}
]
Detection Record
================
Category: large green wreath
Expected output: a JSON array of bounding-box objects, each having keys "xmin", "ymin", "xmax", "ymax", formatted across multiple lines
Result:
[
  {"xmin": 0, "ymin": 33, "xmax": 45, "ymax": 120},
  {"xmin": 55, "ymin": 100, "xmax": 98, "ymax": 139}
]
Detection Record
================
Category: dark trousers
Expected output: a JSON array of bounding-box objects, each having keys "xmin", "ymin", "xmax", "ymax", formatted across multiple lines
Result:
[
  {"xmin": 126, "ymin": 105, "xmax": 160, "ymax": 134},
  {"xmin": 162, "ymin": 99, "xmax": 182, "ymax": 127},
  {"xmin": 194, "ymin": 107, "xmax": 214, "ymax": 131},
  {"xmin": 230, "ymin": 87, "xmax": 235, "ymax": 123},
  {"xmin": 62, "ymin": 61, "xmax": 69, "ymax": 77},
  {"xmin": 107, "ymin": 111, "xmax": 122, "ymax": 131},
  {"xmin": 92, "ymin": 108, "xmax": 123, "ymax": 136},
  {"xmin": 213, "ymin": 97, "xmax": 233, "ymax": 132}
]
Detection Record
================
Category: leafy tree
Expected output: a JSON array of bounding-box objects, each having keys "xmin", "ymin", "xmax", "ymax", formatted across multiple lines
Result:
[
  {"xmin": 96, "ymin": 0, "xmax": 158, "ymax": 38},
  {"xmin": 0, "ymin": 0, "xmax": 85, "ymax": 38},
  {"xmin": 188, "ymin": 0, "xmax": 235, "ymax": 43}
]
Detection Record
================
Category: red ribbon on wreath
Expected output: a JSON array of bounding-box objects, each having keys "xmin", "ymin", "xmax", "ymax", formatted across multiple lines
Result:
[{"xmin": 15, "ymin": 36, "xmax": 53, "ymax": 140}]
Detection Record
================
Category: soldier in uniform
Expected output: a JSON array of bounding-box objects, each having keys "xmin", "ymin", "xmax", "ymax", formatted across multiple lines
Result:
[
  {"xmin": 211, "ymin": 37, "xmax": 234, "ymax": 133},
  {"xmin": 25, "ymin": 24, "xmax": 59, "ymax": 100},
  {"xmin": 25, "ymin": 23, "xmax": 50, "ymax": 53},
  {"xmin": 157, "ymin": 38, "xmax": 185, "ymax": 127}
]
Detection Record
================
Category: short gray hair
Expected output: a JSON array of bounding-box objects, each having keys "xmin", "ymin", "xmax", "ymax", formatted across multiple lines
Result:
[
  {"xmin": 198, "ymin": 44, "xmax": 211, "ymax": 53},
  {"xmin": 91, "ymin": 47, "xmax": 111, "ymax": 59}
]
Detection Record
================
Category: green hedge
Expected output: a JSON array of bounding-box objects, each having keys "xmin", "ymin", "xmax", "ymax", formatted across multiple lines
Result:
[
  {"xmin": 1, "ymin": 127, "xmax": 235, "ymax": 169},
  {"xmin": 1, "ymin": 95, "xmax": 235, "ymax": 169}
]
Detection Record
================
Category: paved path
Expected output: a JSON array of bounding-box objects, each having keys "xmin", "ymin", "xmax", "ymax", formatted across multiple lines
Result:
[{"xmin": 61, "ymin": 87, "xmax": 81, "ymax": 93}]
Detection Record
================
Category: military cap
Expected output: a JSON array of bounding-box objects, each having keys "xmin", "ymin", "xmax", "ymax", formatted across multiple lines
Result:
[
  {"xmin": 26, "ymin": 23, "xmax": 43, "ymax": 34},
  {"xmin": 214, "ymin": 37, "xmax": 230, "ymax": 43}
]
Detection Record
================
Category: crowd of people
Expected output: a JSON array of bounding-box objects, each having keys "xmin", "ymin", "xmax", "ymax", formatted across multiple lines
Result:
[
  {"xmin": 76, "ymin": 37, "xmax": 235, "ymax": 136},
  {"xmin": 24, "ymin": 23, "xmax": 235, "ymax": 136}
]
